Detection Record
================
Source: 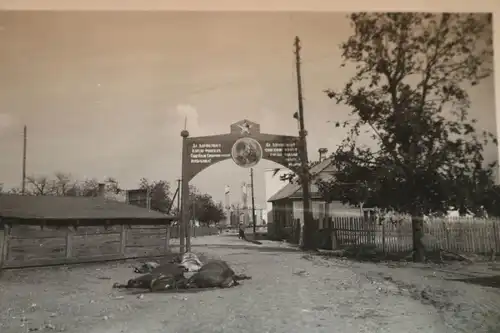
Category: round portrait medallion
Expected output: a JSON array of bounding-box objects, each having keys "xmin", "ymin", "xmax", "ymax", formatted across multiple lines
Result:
[{"xmin": 231, "ymin": 137, "xmax": 263, "ymax": 168}]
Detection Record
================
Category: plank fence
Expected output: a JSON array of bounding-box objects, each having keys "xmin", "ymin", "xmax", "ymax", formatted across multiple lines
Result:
[
  {"xmin": 325, "ymin": 216, "xmax": 500, "ymax": 255},
  {"xmin": 284, "ymin": 216, "xmax": 500, "ymax": 255},
  {"xmin": 0, "ymin": 224, "xmax": 218, "ymax": 269}
]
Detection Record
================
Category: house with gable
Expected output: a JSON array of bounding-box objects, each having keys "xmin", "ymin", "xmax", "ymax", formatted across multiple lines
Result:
[{"xmin": 266, "ymin": 157, "xmax": 360, "ymax": 240}]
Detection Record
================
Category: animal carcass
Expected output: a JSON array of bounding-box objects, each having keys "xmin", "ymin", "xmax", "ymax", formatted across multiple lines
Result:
[
  {"xmin": 133, "ymin": 261, "xmax": 160, "ymax": 274},
  {"xmin": 179, "ymin": 252, "xmax": 203, "ymax": 272},
  {"xmin": 151, "ymin": 260, "xmax": 251, "ymax": 291},
  {"xmin": 113, "ymin": 263, "xmax": 187, "ymax": 290}
]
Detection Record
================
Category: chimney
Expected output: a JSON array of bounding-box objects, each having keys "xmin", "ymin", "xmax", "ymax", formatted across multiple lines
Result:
[
  {"xmin": 97, "ymin": 183, "xmax": 106, "ymax": 198},
  {"xmin": 318, "ymin": 148, "xmax": 328, "ymax": 162}
]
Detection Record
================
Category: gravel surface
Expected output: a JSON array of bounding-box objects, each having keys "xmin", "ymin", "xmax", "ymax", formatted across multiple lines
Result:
[{"xmin": 1, "ymin": 235, "xmax": 499, "ymax": 333}]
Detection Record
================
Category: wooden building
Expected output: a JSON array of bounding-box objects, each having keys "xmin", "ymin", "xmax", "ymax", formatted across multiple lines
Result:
[
  {"xmin": 0, "ymin": 194, "xmax": 178, "ymax": 269},
  {"xmin": 267, "ymin": 158, "xmax": 360, "ymax": 241}
]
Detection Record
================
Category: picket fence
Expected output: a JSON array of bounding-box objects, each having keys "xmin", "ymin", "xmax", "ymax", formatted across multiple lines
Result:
[{"xmin": 326, "ymin": 216, "xmax": 500, "ymax": 254}]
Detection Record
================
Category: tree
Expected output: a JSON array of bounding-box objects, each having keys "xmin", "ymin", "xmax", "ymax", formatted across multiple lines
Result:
[
  {"xmin": 187, "ymin": 186, "xmax": 226, "ymax": 225},
  {"xmin": 75, "ymin": 177, "xmax": 122, "ymax": 197},
  {"xmin": 194, "ymin": 194, "xmax": 226, "ymax": 224},
  {"xmin": 7, "ymin": 187, "xmax": 23, "ymax": 195},
  {"xmin": 139, "ymin": 178, "xmax": 172, "ymax": 213},
  {"xmin": 52, "ymin": 172, "xmax": 80, "ymax": 196},
  {"xmin": 79, "ymin": 178, "xmax": 100, "ymax": 197},
  {"xmin": 320, "ymin": 13, "xmax": 495, "ymax": 262},
  {"xmin": 22, "ymin": 173, "xmax": 123, "ymax": 198},
  {"xmin": 26, "ymin": 175, "xmax": 53, "ymax": 195}
]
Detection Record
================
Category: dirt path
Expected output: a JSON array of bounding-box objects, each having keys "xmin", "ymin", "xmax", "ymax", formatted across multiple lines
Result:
[{"xmin": 1, "ymin": 235, "xmax": 498, "ymax": 333}]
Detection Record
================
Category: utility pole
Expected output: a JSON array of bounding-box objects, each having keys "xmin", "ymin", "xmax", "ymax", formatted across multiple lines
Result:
[
  {"xmin": 176, "ymin": 178, "xmax": 181, "ymax": 217},
  {"xmin": 146, "ymin": 187, "xmax": 151, "ymax": 210},
  {"xmin": 224, "ymin": 185, "xmax": 231, "ymax": 227},
  {"xmin": 250, "ymin": 168, "xmax": 257, "ymax": 237},
  {"xmin": 180, "ymin": 129, "xmax": 189, "ymax": 254},
  {"xmin": 21, "ymin": 125, "xmax": 27, "ymax": 195},
  {"xmin": 175, "ymin": 178, "xmax": 183, "ymax": 250},
  {"xmin": 294, "ymin": 36, "xmax": 314, "ymax": 250},
  {"xmin": 241, "ymin": 182, "xmax": 248, "ymax": 226}
]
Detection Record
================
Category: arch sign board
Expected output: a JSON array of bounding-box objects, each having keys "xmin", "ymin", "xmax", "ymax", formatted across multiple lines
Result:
[{"xmin": 179, "ymin": 119, "xmax": 301, "ymax": 252}]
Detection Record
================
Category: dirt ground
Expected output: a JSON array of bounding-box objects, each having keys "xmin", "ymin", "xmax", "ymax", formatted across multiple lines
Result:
[{"xmin": 1, "ymin": 235, "xmax": 500, "ymax": 333}]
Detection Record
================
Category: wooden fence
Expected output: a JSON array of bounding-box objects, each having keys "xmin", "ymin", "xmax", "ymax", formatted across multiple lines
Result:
[
  {"xmin": 282, "ymin": 216, "xmax": 500, "ymax": 255},
  {"xmin": 0, "ymin": 224, "xmax": 218, "ymax": 269},
  {"xmin": 326, "ymin": 216, "xmax": 500, "ymax": 255}
]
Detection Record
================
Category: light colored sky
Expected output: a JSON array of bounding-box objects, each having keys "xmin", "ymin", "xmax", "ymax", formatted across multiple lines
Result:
[{"xmin": 0, "ymin": 11, "xmax": 496, "ymax": 207}]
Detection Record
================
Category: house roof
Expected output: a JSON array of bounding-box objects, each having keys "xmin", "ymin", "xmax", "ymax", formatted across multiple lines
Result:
[
  {"xmin": 0, "ymin": 194, "xmax": 177, "ymax": 223},
  {"xmin": 267, "ymin": 158, "xmax": 335, "ymax": 202}
]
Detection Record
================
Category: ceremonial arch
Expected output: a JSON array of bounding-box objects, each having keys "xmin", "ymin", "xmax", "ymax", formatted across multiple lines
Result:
[{"xmin": 179, "ymin": 119, "xmax": 301, "ymax": 252}]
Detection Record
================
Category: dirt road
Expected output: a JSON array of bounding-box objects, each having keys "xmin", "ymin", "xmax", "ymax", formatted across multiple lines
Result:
[{"xmin": 1, "ymin": 235, "xmax": 499, "ymax": 333}]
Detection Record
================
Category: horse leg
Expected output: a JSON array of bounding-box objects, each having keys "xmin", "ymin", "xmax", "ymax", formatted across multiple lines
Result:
[
  {"xmin": 220, "ymin": 276, "xmax": 236, "ymax": 288},
  {"xmin": 150, "ymin": 275, "xmax": 175, "ymax": 292}
]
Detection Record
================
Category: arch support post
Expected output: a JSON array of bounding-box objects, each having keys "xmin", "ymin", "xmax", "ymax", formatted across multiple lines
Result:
[
  {"xmin": 177, "ymin": 119, "xmax": 302, "ymax": 254},
  {"xmin": 180, "ymin": 130, "xmax": 190, "ymax": 253}
]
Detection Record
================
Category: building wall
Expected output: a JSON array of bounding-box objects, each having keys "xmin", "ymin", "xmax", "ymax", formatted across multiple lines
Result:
[
  {"xmin": 0, "ymin": 226, "xmax": 4, "ymax": 268},
  {"xmin": 105, "ymin": 192, "xmax": 127, "ymax": 203},
  {"xmin": 292, "ymin": 200, "xmax": 329, "ymax": 220},
  {"xmin": 327, "ymin": 201, "xmax": 361, "ymax": 217},
  {"xmin": 264, "ymin": 168, "xmax": 290, "ymax": 223},
  {"xmin": 276, "ymin": 199, "xmax": 361, "ymax": 230},
  {"xmin": 268, "ymin": 200, "xmax": 295, "ymax": 239}
]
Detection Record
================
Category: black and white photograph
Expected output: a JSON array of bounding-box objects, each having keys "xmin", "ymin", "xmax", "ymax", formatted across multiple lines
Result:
[{"xmin": 0, "ymin": 7, "xmax": 499, "ymax": 333}]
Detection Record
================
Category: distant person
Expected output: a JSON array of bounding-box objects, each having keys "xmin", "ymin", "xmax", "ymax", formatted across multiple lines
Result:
[{"xmin": 238, "ymin": 224, "xmax": 246, "ymax": 240}]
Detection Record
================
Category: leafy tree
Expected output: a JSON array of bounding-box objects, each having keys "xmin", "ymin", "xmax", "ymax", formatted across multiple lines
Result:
[
  {"xmin": 139, "ymin": 178, "xmax": 172, "ymax": 213},
  {"xmin": 104, "ymin": 177, "xmax": 121, "ymax": 195},
  {"xmin": 195, "ymin": 194, "xmax": 226, "ymax": 224},
  {"xmin": 79, "ymin": 178, "xmax": 100, "ymax": 197},
  {"xmin": 78, "ymin": 177, "xmax": 122, "ymax": 197},
  {"xmin": 319, "ymin": 13, "xmax": 495, "ymax": 261},
  {"xmin": 52, "ymin": 172, "xmax": 80, "ymax": 196},
  {"xmin": 187, "ymin": 186, "xmax": 226, "ymax": 225}
]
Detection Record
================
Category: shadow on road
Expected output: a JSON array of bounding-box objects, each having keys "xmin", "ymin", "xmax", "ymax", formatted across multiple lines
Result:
[{"xmin": 448, "ymin": 275, "xmax": 500, "ymax": 289}]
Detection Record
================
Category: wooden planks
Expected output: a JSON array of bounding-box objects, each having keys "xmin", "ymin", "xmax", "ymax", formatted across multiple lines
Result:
[
  {"xmin": 124, "ymin": 245, "xmax": 165, "ymax": 258},
  {"xmin": 1, "ymin": 224, "xmax": 218, "ymax": 269},
  {"xmin": 71, "ymin": 233, "xmax": 121, "ymax": 257},
  {"xmin": 2, "ymin": 254, "xmax": 127, "ymax": 269},
  {"xmin": 328, "ymin": 216, "xmax": 500, "ymax": 255},
  {"xmin": 126, "ymin": 227, "xmax": 166, "ymax": 248},
  {"xmin": 8, "ymin": 236, "xmax": 67, "ymax": 261},
  {"xmin": 0, "ymin": 226, "xmax": 9, "ymax": 268},
  {"xmin": 73, "ymin": 225, "xmax": 122, "ymax": 235},
  {"xmin": 9, "ymin": 225, "xmax": 67, "ymax": 239}
]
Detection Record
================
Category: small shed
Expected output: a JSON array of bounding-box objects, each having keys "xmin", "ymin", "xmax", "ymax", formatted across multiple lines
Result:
[{"xmin": 0, "ymin": 194, "xmax": 178, "ymax": 269}]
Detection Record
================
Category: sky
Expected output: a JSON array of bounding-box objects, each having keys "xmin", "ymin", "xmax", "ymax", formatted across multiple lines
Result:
[{"xmin": 0, "ymin": 11, "xmax": 497, "ymax": 208}]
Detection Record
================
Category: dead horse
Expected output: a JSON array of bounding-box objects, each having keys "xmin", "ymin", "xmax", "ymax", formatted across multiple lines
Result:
[
  {"xmin": 150, "ymin": 260, "xmax": 251, "ymax": 291},
  {"xmin": 112, "ymin": 263, "xmax": 187, "ymax": 290}
]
